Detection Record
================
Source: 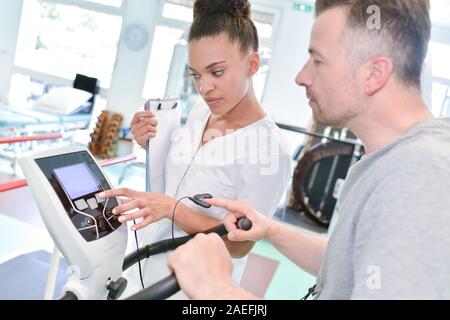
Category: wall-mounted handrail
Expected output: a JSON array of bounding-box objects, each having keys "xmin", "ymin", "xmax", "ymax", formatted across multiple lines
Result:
[
  {"xmin": 0, "ymin": 154, "xmax": 137, "ymax": 193},
  {"xmin": 0, "ymin": 133, "xmax": 63, "ymax": 145},
  {"xmin": 98, "ymin": 154, "xmax": 137, "ymax": 167},
  {"xmin": 0, "ymin": 179, "xmax": 28, "ymax": 192}
]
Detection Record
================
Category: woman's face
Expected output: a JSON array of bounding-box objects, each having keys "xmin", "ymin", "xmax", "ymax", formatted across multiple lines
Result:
[{"xmin": 188, "ymin": 33, "xmax": 258, "ymax": 115}]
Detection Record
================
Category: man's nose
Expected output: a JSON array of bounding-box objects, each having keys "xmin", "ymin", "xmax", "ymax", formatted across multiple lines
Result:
[{"xmin": 295, "ymin": 61, "xmax": 313, "ymax": 88}]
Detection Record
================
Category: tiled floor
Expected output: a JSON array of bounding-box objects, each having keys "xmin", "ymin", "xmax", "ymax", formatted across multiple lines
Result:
[{"xmin": 0, "ymin": 156, "xmax": 326, "ymax": 300}]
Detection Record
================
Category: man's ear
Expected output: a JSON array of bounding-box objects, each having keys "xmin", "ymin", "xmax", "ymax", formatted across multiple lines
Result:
[
  {"xmin": 248, "ymin": 52, "xmax": 260, "ymax": 76},
  {"xmin": 364, "ymin": 57, "xmax": 394, "ymax": 96}
]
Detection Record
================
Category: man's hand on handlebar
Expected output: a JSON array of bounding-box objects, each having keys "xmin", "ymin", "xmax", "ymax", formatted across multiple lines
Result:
[
  {"xmin": 205, "ymin": 198, "xmax": 271, "ymax": 242},
  {"xmin": 167, "ymin": 233, "xmax": 237, "ymax": 300}
]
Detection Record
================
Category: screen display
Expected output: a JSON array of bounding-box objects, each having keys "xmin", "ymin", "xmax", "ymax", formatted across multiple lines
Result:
[{"xmin": 54, "ymin": 163, "xmax": 100, "ymax": 199}]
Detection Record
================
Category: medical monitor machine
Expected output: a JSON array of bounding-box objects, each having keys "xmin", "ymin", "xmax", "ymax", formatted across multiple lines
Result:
[{"xmin": 19, "ymin": 146, "xmax": 127, "ymax": 300}]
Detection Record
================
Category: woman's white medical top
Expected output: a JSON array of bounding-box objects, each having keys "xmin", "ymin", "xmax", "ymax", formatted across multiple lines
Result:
[{"xmin": 124, "ymin": 102, "xmax": 292, "ymax": 298}]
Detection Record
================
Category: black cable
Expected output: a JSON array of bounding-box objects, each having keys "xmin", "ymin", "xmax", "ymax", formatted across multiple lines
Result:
[
  {"xmin": 133, "ymin": 219, "xmax": 145, "ymax": 290},
  {"xmin": 301, "ymin": 285, "xmax": 319, "ymax": 300},
  {"xmin": 128, "ymin": 194, "xmax": 214, "ymax": 292},
  {"xmin": 125, "ymin": 218, "xmax": 253, "ymax": 300},
  {"xmin": 171, "ymin": 197, "xmax": 190, "ymax": 247},
  {"xmin": 127, "ymin": 196, "xmax": 191, "ymax": 291}
]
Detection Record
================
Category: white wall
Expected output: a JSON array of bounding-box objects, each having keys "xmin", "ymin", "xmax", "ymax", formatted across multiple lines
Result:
[
  {"xmin": 0, "ymin": 0, "xmax": 23, "ymax": 102},
  {"xmin": 106, "ymin": 0, "xmax": 161, "ymax": 126},
  {"xmin": 261, "ymin": 9, "xmax": 314, "ymax": 128},
  {"xmin": 252, "ymin": 0, "xmax": 314, "ymax": 129}
]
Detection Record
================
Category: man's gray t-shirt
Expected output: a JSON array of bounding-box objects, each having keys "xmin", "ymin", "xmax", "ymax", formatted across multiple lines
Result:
[{"xmin": 316, "ymin": 118, "xmax": 450, "ymax": 299}]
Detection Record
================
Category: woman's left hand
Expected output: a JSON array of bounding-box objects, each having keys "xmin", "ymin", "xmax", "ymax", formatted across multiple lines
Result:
[{"xmin": 98, "ymin": 189, "xmax": 176, "ymax": 231}]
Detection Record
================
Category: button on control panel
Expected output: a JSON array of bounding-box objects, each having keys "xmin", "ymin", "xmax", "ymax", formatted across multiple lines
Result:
[
  {"xmin": 87, "ymin": 198, "xmax": 98, "ymax": 210},
  {"xmin": 75, "ymin": 199, "xmax": 88, "ymax": 211},
  {"xmin": 68, "ymin": 193, "xmax": 121, "ymax": 241},
  {"xmin": 95, "ymin": 193, "xmax": 105, "ymax": 203}
]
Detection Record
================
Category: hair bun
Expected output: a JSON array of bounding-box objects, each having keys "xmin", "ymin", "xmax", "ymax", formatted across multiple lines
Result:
[{"xmin": 194, "ymin": 0, "xmax": 251, "ymax": 20}]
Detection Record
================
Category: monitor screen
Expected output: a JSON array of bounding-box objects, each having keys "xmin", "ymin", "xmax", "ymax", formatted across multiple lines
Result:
[{"xmin": 54, "ymin": 163, "xmax": 100, "ymax": 199}]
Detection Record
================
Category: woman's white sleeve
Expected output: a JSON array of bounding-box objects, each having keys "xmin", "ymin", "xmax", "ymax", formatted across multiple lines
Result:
[{"xmin": 236, "ymin": 150, "xmax": 292, "ymax": 218}]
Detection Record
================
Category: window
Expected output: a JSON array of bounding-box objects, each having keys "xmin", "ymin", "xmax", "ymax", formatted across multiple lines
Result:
[
  {"xmin": 82, "ymin": 0, "xmax": 123, "ymax": 7},
  {"xmin": 429, "ymin": 42, "xmax": 450, "ymax": 117},
  {"xmin": 162, "ymin": 1, "xmax": 193, "ymax": 22},
  {"xmin": 162, "ymin": 0, "xmax": 275, "ymax": 39},
  {"xmin": 143, "ymin": 0, "xmax": 279, "ymax": 111},
  {"xmin": 143, "ymin": 26, "xmax": 185, "ymax": 99},
  {"xmin": 252, "ymin": 11, "xmax": 274, "ymax": 40},
  {"xmin": 14, "ymin": 0, "xmax": 123, "ymax": 88},
  {"xmin": 431, "ymin": 82, "xmax": 449, "ymax": 117},
  {"xmin": 430, "ymin": 42, "xmax": 450, "ymax": 80},
  {"xmin": 255, "ymin": 47, "xmax": 271, "ymax": 101}
]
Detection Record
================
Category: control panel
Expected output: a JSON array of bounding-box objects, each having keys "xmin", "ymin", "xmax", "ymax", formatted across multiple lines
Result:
[{"xmin": 35, "ymin": 151, "xmax": 120, "ymax": 242}]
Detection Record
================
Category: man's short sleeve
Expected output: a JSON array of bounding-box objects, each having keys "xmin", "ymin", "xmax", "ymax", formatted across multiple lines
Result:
[{"xmin": 351, "ymin": 162, "xmax": 450, "ymax": 299}]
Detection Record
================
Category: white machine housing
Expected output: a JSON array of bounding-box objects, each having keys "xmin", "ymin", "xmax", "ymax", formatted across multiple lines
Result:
[{"xmin": 19, "ymin": 146, "xmax": 127, "ymax": 299}]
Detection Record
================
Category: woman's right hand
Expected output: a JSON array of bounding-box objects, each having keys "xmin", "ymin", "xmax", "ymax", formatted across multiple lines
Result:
[
  {"xmin": 205, "ymin": 198, "xmax": 271, "ymax": 242},
  {"xmin": 131, "ymin": 111, "xmax": 159, "ymax": 149}
]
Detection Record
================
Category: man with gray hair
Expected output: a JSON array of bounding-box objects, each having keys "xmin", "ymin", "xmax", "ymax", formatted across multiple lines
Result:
[{"xmin": 168, "ymin": 0, "xmax": 450, "ymax": 299}]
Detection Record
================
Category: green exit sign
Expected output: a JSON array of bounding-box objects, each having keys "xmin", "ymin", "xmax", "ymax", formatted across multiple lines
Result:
[{"xmin": 293, "ymin": 1, "xmax": 313, "ymax": 12}]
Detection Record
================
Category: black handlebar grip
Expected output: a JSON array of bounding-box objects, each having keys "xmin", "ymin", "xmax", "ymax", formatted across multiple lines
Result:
[
  {"xmin": 236, "ymin": 218, "xmax": 252, "ymax": 231},
  {"xmin": 60, "ymin": 291, "xmax": 78, "ymax": 300},
  {"xmin": 126, "ymin": 218, "xmax": 253, "ymax": 300},
  {"xmin": 127, "ymin": 274, "xmax": 180, "ymax": 300}
]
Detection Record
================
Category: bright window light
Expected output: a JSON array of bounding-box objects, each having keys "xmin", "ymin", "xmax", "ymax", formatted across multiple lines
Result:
[
  {"xmin": 431, "ymin": 82, "xmax": 449, "ymax": 117},
  {"xmin": 143, "ymin": 26, "xmax": 185, "ymax": 99},
  {"xmin": 430, "ymin": 42, "xmax": 450, "ymax": 80},
  {"xmin": 14, "ymin": 0, "xmax": 122, "ymax": 88},
  {"xmin": 254, "ymin": 21, "xmax": 273, "ymax": 40},
  {"xmin": 163, "ymin": 3, "xmax": 193, "ymax": 22},
  {"xmin": 254, "ymin": 47, "xmax": 271, "ymax": 101},
  {"xmin": 162, "ymin": 2, "xmax": 274, "ymax": 39},
  {"xmin": 82, "ymin": 0, "xmax": 123, "ymax": 7},
  {"xmin": 148, "ymin": 1, "xmax": 276, "ymax": 107}
]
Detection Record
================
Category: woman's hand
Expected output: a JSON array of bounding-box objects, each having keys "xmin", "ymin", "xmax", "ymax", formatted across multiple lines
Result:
[
  {"xmin": 98, "ymin": 188, "xmax": 176, "ymax": 231},
  {"xmin": 131, "ymin": 111, "xmax": 158, "ymax": 149},
  {"xmin": 205, "ymin": 198, "xmax": 271, "ymax": 242}
]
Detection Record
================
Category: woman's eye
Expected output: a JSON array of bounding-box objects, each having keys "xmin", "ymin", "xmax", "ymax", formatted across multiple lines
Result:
[
  {"xmin": 190, "ymin": 74, "xmax": 200, "ymax": 80},
  {"xmin": 212, "ymin": 70, "xmax": 224, "ymax": 77}
]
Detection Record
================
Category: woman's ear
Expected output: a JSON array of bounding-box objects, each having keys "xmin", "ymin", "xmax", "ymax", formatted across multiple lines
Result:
[
  {"xmin": 364, "ymin": 57, "xmax": 394, "ymax": 96},
  {"xmin": 248, "ymin": 52, "xmax": 260, "ymax": 76}
]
